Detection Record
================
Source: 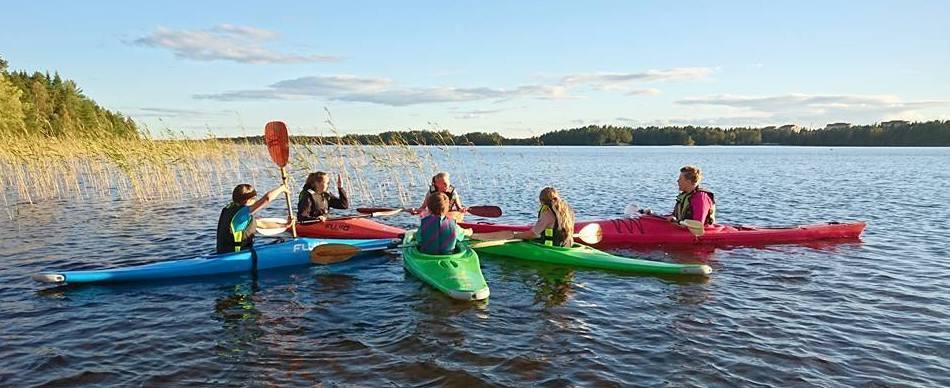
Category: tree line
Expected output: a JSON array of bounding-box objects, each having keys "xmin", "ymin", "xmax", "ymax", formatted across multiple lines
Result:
[
  {"xmin": 228, "ymin": 122, "xmax": 950, "ymax": 147},
  {"xmin": 0, "ymin": 56, "xmax": 138, "ymax": 138}
]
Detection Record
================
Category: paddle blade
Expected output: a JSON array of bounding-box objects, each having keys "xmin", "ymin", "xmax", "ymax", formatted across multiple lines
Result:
[
  {"xmin": 575, "ymin": 223, "xmax": 603, "ymax": 244},
  {"xmin": 467, "ymin": 205, "xmax": 502, "ymax": 218},
  {"xmin": 255, "ymin": 217, "xmax": 290, "ymax": 236},
  {"xmin": 310, "ymin": 243, "xmax": 361, "ymax": 264},
  {"xmin": 357, "ymin": 207, "xmax": 399, "ymax": 214},
  {"xmin": 264, "ymin": 121, "xmax": 290, "ymax": 167},
  {"xmin": 469, "ymin": 239, "xmax": 522, "ymax": 249},
  {"xmin": 680, "ymin": 220, "xmax": 705, "ymax": 237}
]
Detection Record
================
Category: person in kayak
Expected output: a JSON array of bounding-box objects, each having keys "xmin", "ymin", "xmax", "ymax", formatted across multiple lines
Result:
[
  {"xmin": 417, "ymin": 192, "xmax": 473, "ymax": 255},
  {"xmin": 644, "ymin": 165, "xmax": 717, "ymax": 225},
  {"xmin": 414, "ymin": 172, "xmax": 467, "ymax": 219},
  {"xmin": 512, "ymin": 187, "xmax": 575, "ymax": 247},
  {"xmin": 216, "ymin": 183, "xmax": 290, "ymax": 254},
  {"xmin": 297, "ymin": 171, "xmax": 349, "ymax": 222}
]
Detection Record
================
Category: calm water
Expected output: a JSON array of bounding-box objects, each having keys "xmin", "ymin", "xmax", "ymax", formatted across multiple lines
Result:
[{"xmin": 1, "ymin": 146, "xmax": 948, "ymax": 386}]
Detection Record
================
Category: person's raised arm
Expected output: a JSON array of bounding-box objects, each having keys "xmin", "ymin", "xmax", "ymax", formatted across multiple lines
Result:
[{"xmin": 250, "ymin": 184, "xmax": 288, "ymax": 214}]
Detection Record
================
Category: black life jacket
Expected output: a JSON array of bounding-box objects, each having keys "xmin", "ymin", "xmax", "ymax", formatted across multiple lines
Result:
[
  {"xmin": 216, "ymin": 202, "xmax": 256, "ymax": 254},
  {"xmin": 298, "ymin": 189, "xmax": 330, "ymax": 220},
  {"xmin": 537, "ymin": 205, "xmax": 571, "ymax": 247},
  {"xmin": 673, "ymin": 187, "xmax": 717, "ymax": 225}
]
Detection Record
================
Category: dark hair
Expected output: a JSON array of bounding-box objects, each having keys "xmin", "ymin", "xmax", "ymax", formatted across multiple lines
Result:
[
  {"xmin": 427, "ymin": 192, "xmax": 450, "ymax": 215},
  {"xmin": 231, "ymin": 184, "xmax": 257, "ymax": 204},
  {"xmin": 304, "ymin": 171, "xmax": 329, "ymax": 190}
]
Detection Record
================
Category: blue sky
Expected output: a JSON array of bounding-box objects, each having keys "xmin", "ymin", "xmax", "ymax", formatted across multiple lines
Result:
[{"xmin": 2, "ymin": 1, "xmax": 949, "ymax": 137}]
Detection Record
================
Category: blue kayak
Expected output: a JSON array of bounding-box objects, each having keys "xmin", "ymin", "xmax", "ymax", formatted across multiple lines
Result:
[{"xmin": 32, "ymin": 237, "xmax": 396, "ymax": 285}]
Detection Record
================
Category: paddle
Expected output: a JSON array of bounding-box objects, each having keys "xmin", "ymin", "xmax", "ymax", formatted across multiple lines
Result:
[
  {"xmin": 264, "ymin": 121, "xmax": 297, "ymax": 238},
  {"xmin": 469, "ymin": 223, "xmax": 604, "ymax": 248},
  {"xmin": 310, "ymin": 244, "xmax": 363, "ymax": 264},
  {"xmin": 308, "ymin": 223, "xmax": 604, "ymax": 264},
  {"xmin": 357, "ymin": 205, "xmax": 502, "ymax": 218}
]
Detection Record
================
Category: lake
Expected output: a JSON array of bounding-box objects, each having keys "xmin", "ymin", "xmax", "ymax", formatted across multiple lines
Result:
[{"xmin": 1, "ymin": 146, "xmax": 947, "ymax": 386}]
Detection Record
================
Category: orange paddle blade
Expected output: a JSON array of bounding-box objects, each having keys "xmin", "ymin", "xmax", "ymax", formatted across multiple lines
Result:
[
  {"xmin": 264, "ymin": 121, "xmax": 290, "ymax": 167},
  {"xmin": 309, "ymin": 244, "xmax": 361, "ymax": 264}
]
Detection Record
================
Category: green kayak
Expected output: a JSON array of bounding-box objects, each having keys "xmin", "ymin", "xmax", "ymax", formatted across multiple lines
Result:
[
  {"xmin": 473, "ymin": 240, "xmax": 712, "ymax": 276},
  {"xmin": 402, "ymin": 230, "xmax": 490, "ymax": 301}
]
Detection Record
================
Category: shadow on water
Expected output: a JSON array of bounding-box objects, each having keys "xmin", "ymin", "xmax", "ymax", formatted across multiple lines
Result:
[{"xmin": 611, "ymin": 237, "xmax": 865, "ymax": 265}]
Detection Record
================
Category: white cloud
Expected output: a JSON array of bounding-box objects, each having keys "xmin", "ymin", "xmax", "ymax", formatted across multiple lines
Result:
[
  {"xmin": 194, "ymin": 67, "xmax": 707, "ymax": 106},
  {"xmin": 134, "ymin": 24, "xmax": 339, "ymax": 64},
  {"xmin": 455, "ymin": 108, "xmax": 508, "ymax": 120},
  {"xmin": 560, "ymin": 67, "xmax": 713, "ymax": 93},
  {"xmin": 129, "ymin": 107, "xmax": 237, "ymax": 118},
  {"xmin": 626, "ymin": 88, "xmax": 662, "ymax": 96},
  {"xmin": 676, "ymin": 93, "xmax": 950, "ymax": 125},
  {"xmin": 195, "ymin": 76, "xmax": 572, "ymax": 105}
]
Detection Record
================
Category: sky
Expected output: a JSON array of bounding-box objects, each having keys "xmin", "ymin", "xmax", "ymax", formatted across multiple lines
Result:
[{"xmin": 2, "ymin": 1, "xmax": 949, "ymax": 138}]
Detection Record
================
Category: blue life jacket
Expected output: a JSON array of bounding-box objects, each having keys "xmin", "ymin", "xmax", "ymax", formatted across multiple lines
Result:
[{"xmin": 418, "ymin": 214, "xmax": 459, "ymax": 255}]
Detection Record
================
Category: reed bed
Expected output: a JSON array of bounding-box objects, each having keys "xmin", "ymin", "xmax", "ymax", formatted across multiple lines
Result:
[{"xmin": 0, "ymin": 122, "xmax": 469, "ymax": 220}]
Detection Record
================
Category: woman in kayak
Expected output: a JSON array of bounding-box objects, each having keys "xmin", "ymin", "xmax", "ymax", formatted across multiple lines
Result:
[
  {"xmin": 297, "ymin": 171, "xmax": 349, "ymax": 222},
  {"xmin": 418, "ymin": 192, "xmax": 472, "ymax": 255},
  {"xmin": 641, "ymin": 166, "xmax": 716, "ymax": 225},
  {"xmin": 670, "ymin": 165, "xmax": 716, "ymax": 225},
  {"xmin": 216, "ymin": 183, "xmax": 290, "ymax": 254},
  {"xmin": 414, "ymin": 172, "xmax": 467, "ymax": 219},
  {"xmin": 512, "ymin": 187, "xmax": 575, "ymax": 247}
]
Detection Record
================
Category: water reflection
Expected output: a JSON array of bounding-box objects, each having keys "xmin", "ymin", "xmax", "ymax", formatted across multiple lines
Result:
[
  {"xmin": 533, "ymin": 268, "xmax": 576, "ymax": 307},
  {"xmin": 213, "ymin": 280, "xmax": 263, "ymax": 361}
]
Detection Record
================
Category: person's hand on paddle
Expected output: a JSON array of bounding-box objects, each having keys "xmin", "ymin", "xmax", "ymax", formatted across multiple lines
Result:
[
  {"xmin": 336, "ymin": 174, "xmax": 343, "ymax": 190},
  {"xmin": 318, "ymin": 215, "xmax": 328, "ymax": 222}
]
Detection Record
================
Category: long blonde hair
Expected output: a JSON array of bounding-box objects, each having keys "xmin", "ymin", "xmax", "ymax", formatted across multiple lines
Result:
[{"xmin": 540, "ymin": 187, "xmax": 574, "ymax": 239}]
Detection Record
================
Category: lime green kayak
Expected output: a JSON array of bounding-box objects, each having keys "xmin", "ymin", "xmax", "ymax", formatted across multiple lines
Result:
[
  {"xmin": 473, "ymin": 241, "xmax": 712, "ymax": 276},
  {"xmin": 402, "ymin": 230, "xmax": 490, "ymax": 301}
]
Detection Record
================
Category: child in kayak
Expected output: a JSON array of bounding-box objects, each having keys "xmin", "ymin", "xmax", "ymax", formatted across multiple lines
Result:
[
  {"xmin": 513, "ymin": 187, "xmax": 575, "ymax": 247},
  {"xmin": 297, "ymin": 171, "xmax": 349, "ymax": 222},
  {"xmin": 216, "ymin": 183, "xmax": 290, "ymax": 254},
  {"xmin": 414, "ymin": 172, "xmax": 467, "ymax": 220},
  {"xmin": 418, "ymin": 192, "xmax": 473, "ymax": 255}
]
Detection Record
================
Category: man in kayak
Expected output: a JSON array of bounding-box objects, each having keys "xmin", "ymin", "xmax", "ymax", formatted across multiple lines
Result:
[
  {"xmin": 644, "ymin": 165, "xmax": 716, "ymax": 225},
  {"xmin": 297, "ymin": 171, "xmax": 349, "ymax": 222},
  {"xmin": 216, "ymin": 183, "xmax": 290, "ymax": 254},
  {"xmin": 512, "ymin": 187, "xmax": 575, "ymax": 247},
  {"xmin": 418, "ymin": 192, "xmax": 472, "ymax": 254},
  {"xmin": 414, "ymin": 172, "xmax": 467, "ymax": 220}
]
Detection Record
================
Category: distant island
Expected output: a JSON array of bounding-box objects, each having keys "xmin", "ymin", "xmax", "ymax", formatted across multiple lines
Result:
[{"xmin": 228, "ymin": 121, "xmax": 950, "ymax": 147}]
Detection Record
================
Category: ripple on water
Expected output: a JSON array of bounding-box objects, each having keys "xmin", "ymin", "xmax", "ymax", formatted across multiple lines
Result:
[{"xmin": 2, "ymin": 147, "xmax": 950, "ymax": 386}]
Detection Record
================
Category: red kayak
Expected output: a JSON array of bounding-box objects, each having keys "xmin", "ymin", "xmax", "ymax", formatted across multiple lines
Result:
[
  {"xmin": 461, "ymin": 215, "xmax": 866, "ymax": 248},
  {"xmin": 296, "ymin": 217, "xmax": 405, "ymax": 239}
]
